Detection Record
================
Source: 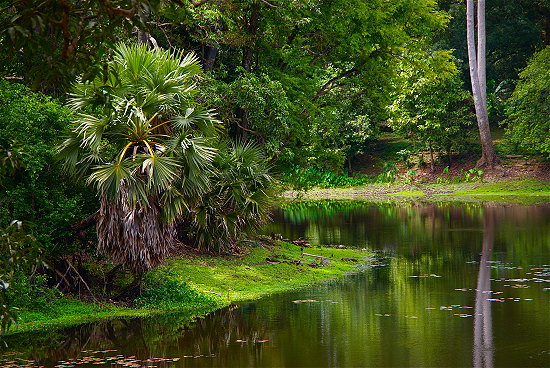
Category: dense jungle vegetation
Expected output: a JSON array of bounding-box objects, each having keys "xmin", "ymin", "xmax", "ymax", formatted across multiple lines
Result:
[{"xmin": 0, "ymin": 0, "xmax": 549, "ymax": 334}]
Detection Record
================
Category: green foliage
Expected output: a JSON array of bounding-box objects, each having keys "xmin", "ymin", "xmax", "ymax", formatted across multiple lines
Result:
[
  {"xmin": 199, "ymin": 71, "xmax": 293, "ymax": 162},
  {"xmin": 505, "ymin": 46, "xmax": 550, "ymax": 158},
  {"xmin": 0, "ymin": 80, "xmax": 95, "ymax": 256},
  {"xmin": 59, "ymin": 43, "xmax": 217, "ymax": 212},
  {"xmin": 435, "ymin": 166, "xmax": 451, "ymax": 184},
  {"xmin": 283, "ymin": 166, "xmax": 373, "ymax": 191},
  {"xmin": 190, "ymin": 141, "xmax": 276, "ymax": 253},
  {"xmin": 135, "ymin": 279, "xmax": 219, "ymax": 310},
  {"xmin": 283, "ymin": 160, "xmax": 402, "ymax": 190},
  {"xmin": 435, "ymin": 166, "xmax": 484, "ymax": 184},
  {"xmin": 0, "ymin": 222, "xmax": 45, "ymax": 334},
  {"xmin": 462, "ymin": 168, "xmax": 484, "ymax": 183},
  {"xmin": 58, "ymin": 43, "xmax": 225, "ymax": 271},
  {"xmin": 404, "ymin": 170, "xmax": 417, "ymax": 184},
  {"xmin": 376, "ymin": 162, "xmax": 398, "ymax": 184},
  {"xmin": 154, "ymin": 0, "xmax": 451, "ymax": 171},
  {"xmin": 59, "ymin": 43, "xmax": 276, "ymax": 265},
  {"xmin": 438, "ymin": 0, "xmax": 547, "ymax": 83},
  {"xmin": 0, "ymin": 0, "xmax": 163, "ymax": 91},
  {"xmin": 396, "ymin": 149, "xmax": 414, "ymax": 168},
  {"xmin": 389, "ymin": 62, "xmax": 475, "ymax": 157}
]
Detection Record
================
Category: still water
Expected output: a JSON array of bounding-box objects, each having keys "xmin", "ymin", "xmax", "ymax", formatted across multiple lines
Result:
[{"xmin": 2, "ymin": 202, "xmax": 550, "ymax": 367}]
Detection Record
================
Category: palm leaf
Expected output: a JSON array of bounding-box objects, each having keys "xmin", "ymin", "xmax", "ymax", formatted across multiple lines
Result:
[
  {"xmin": 87, "ymin": 160, "xmax": 132, "ymax": 199},
  {"xmin": 138, "ymin": 154, "xmax": 181, "ymax": 195},
  {"xmin": 172, "ymin": 107, "xmax": 220, "ymax": 136}
]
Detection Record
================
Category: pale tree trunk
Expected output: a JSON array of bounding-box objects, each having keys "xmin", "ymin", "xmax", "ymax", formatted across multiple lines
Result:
[
  {"xmin": 473, "ymin": 206, "xmax": 495, "ymax": 368},
  {"xmin": 466, "ymin": 0, "xmax": 499, "ymax": 168},
  {"xmin": 477, "ymin": 0, "xmax": 486, "ymax": 108}
]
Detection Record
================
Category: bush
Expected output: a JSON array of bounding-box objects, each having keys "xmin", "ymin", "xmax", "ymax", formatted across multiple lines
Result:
[
  {"xmin": 135, "ymin": 280, "xmax": 219, "ymax": 310},
  {"xmin": 0, "ymin": 80, "xmax": 96, "ymax": 257},
  {"xmin": 505, "ymin": 46, "xmax": 550, "ymax": 158},
  {"xmin": 0, "ymin": 222, "xmax": 56, "ymax": 333},
  {"xmin": 282, "ymin": 165, "xmax": 373, "ymax": 190}
]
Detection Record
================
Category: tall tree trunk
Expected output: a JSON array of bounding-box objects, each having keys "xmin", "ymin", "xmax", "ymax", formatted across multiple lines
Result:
[
  {"xmin": 97, "ymin": 188, "xmax": 176, "ymax": 275},
  {"xmin": 204, "ymin": 45, "xmax": 218, "ymax": 70},
  {"xmin": 236, "ymin": 2, "xmax": 260, "ymax": 138},
  {"xmin": 429, "ymin": 143, "xmax": 435, "ymax": 173},
  {"xmin": 241, "ymin": 2, "xmax": 260, "ymax": 73},
  {"xmin": 466, "ymin": 0, "xmax": 499, "ymax": 168},
  {"xmin": 135, "ymin": 9, "xmax": 158, "ymax": 49},
  {"xmin": 473, "ymin": 206, "xmax": 495, "ymax": 368},
  {"xmin": 477, "ymin": 0, "xmax": 487, "ymax": 108}
]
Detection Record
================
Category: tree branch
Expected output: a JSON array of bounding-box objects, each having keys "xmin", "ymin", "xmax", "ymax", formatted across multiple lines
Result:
[
  {"xmin": 259, "ymin": 0, "xmax": 282, "ymax": 8},
  {"xmin": 235, "ymin": 120, "xmax": 266, "ymax": 142},
  {"xmin": 313, "ymin": 68, "xmax": 358, "ymax": 101},
  {"xmin": 98, "ymin": 0, "xmax": 135, "ymax": 18},
  {"xmin": 71, "ymin": 211, "xmax": 99, "ymax": 231}
]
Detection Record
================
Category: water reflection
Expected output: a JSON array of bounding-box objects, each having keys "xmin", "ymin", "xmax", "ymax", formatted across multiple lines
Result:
[
  {"xmin": 473, "ymin": 208, "xmax": 495, "ymax": 368},
  {"xmin": 2, "ymin": 202, "xmax": 550, "ymax": 367}
]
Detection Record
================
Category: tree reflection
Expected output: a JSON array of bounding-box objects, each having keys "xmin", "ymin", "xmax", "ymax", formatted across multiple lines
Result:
[{"xmin": 473, "ymin": 207, "xmax": 495, "ymax": 368}]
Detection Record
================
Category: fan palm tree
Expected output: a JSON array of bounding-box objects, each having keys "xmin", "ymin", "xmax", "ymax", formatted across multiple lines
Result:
[
  {"xmin": 58, "ymin": 43, "xmax": 219, "ymax": 274},
  {"xmin": 189, "ymin": 141, "xmax": 276, "ymax": 253}
]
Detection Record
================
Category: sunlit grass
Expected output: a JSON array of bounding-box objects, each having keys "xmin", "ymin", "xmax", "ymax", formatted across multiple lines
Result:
[
  {"xmin": 387, "ymin": 191, "xmax": 425, "ymax": 197},
  {"xmin": 8, "ymin": 241, "xmax": 369, "ymax": 334},
  {"xmin": 156, "ymin": 242, "xmax": 369, "ymax": 302}
]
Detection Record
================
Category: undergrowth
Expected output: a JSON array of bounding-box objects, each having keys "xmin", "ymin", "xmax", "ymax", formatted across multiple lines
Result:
[{"xmin": 282, "ymin": 164, "xmax": 397, "ymax": 190}]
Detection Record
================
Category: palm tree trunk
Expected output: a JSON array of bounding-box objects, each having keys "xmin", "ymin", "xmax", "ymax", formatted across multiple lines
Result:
[
  {"xmin": 97, "ymin": 186, "xmax": 176, "ymax": 274},
  {"xmin": 466, "ymin": 0, "xmax": 499, "ymax": 168}
]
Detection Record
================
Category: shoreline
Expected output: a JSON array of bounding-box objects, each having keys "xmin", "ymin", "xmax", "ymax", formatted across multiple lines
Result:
[
  {"xmin": 4, "ymin": 178, "xmax": 549, "ymax": 337},
  {"xmin": 4, "ymin": 241, "xmax": 370, "ymax": 336},
  {"xmin": 282, "ymin": 178, "xmax": 550, "ymax": 204}
]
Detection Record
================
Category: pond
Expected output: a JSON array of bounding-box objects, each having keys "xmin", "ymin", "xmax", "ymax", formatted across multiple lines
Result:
[{"xmin": 2, "ymin": 201, "xmax": 550, "ymax": 367}]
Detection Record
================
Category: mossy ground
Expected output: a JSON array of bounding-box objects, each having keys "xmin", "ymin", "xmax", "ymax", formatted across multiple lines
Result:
[
  {"xmin": 6, "ymin": 241, "xmax": 369, "ymax": 335},
  {"xmin": 153, "ymin": 241, "xmax": 368, "ymax": 301}
]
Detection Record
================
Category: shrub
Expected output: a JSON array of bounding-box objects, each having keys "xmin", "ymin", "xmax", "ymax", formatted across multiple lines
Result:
[
  {"xmin": 505, "ymin": 46, "xmax": 550, "ymax": 157},
  {"xmin": 0, "ymin": 222, "xmax": 55, "ymax": 333},
  {"xmin": 135, "ymin": 280, "xmax": 219, "ymax": 310},
  {"xmin": 282, "ymin": 165, "xmax": 373, "ymax": 190},
  {"xmin": 0, "ymin": 80, "xmax": 96, "ymax": 257}
]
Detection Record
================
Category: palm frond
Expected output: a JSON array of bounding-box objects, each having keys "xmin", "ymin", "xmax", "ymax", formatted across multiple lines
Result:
[
  {"xmin": 172, "ymin": 107, "xmax": 220, "ymax": 136},
  {"xmin": 87, "ymin": 160, "xmax": 133, "ymax": 200},
  {"xmin": 139, "ymin": 154, "xmax": 181, "ymax": 195}
]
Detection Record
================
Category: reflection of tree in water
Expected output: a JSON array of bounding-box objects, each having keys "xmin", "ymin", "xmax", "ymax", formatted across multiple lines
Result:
[
  {"xmin": 268, "ymin": 201, "xmax": 488, "ymax": 256},
  {"xmin": 4, "ymin": 307, "xmax": 271, "ymax": 366},
  {"xmin": 473, "ymin": 206, "xmax": 496, "ymax": 368},
  {"xmin": 269, "ymin": 202, "xmax": 550, "ymax": 265},
  {"xmin": 3, "ymin": 203, "xmax": 549, "ymax": 367},
  {"xmin": 166, "ymin": 304, "xmax": 272, "ymax": 364},
  {"xmin": 2, "ymin": 318, "xmax": 153, "ymax": 365}
]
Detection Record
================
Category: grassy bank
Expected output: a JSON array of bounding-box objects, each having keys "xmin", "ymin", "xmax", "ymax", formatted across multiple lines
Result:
[
  {"xmin": 6, "ymin": 241, "xmax": 370, "ymax": 335},
  {"xmin": 284, "ymin": 178, "xmax": 550, "ymax": 204}
]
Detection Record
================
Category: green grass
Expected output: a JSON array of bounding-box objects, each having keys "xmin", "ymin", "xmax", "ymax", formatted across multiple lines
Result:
[
  {"xmin": 285, "ymin": 178, "xmax": 550, "ymax": 204},
  {"xmin": 10, "ymin": 298, "xmax": 159, "ymax": 334},
  {"xmin": 7, "ymin": 241, "xmax": 369, "ymax": 335},
  {"xmin": 450, "ymin": 178, "xmax": 550, "ymax": 197},
  {"xmin": 154, "ymin": 241, "xmax": 369, "ymax": 302},
  {"xmin": 387, "ymin": 190, "xmax": 425, "ymax": 197}
]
